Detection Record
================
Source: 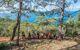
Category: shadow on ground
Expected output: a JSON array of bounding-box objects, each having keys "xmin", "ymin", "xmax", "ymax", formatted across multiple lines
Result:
[{"xmin": 60, "ymin": 37, "xmax": 80, "ymax": 50}]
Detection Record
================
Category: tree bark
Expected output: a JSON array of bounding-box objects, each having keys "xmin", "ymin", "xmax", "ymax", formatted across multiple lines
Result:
[
  {"xmin": 16, "ymin": 0, "xmax": 22, "ymax": 46},
  {"xmin": 11, "ymin": 0, "xmax": 22, "ymax": 45},
  {"xmin": 10, "ymin": 23, "xmax": 18, "ymax": 40},
  {"xmin": 58, "ymin": 0, "xmax": 65, "ymax": 40}
]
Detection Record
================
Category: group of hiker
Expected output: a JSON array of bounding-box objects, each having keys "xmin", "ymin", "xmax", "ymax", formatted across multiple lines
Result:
[{"xmin": 21, "ymin": 31, "xmax": 64, "ymax": 40}]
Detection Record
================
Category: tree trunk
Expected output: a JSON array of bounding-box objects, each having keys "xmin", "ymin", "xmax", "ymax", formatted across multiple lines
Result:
[
  {"xmin": 16, "ymin": 0, "xmax": 22, "ymax": 46},
  {"xmin": 11, "ymin": 0, "xmax": 22, "ymax": 46},
  {"xmin": 10, "ymin": 23, "xmax": 18, "ymax": 40},
  {"xmin": 16, "ymin": 20, "xmax": 20, "ymax": 46},
  {"xmin": 58, "ymin": 0, "xmax": 65, "ymax": 40}
]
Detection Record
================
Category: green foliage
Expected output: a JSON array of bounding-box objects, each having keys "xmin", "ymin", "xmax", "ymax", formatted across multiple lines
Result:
[
  {"xmin": 65, "ymin": 13, "xmax": 80, "ymax": 37},
  {"xmin": 0, "ymin": 12, "xmax": 80, "ymax": 37},
  {"xmin": 0, "ymin": 17, "xmax": 15, "ymax": 37},
  {"xmin": 0, "ymin": 42, "xmax": 16, "ymax": 50}
]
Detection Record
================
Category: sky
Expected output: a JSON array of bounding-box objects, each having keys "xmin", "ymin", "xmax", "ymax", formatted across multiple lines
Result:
[
  {"xmin": 0, "ymin": 0, "xmax": 80, "ymax": 13},
  {"xmin": 65, "ymin": 1, "xmax": 80, "ymax": 11},
  {"xmin": 0, "ymin": 0, "xmax": 80, "ymax": 22}
]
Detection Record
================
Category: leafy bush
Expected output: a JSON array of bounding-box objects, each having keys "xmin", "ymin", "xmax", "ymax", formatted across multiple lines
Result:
[
  {"xmin": 65, "ymin": 30, "xmax": 78, "ymax": 37},
  {"xmin": 0, "ymin": 42, "xmax": 16, "ymax": 50}
]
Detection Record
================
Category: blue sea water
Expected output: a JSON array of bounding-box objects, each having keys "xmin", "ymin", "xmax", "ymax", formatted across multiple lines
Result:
[{"xmin": 0, "ymin": 11, "xmax": 79, "ymax": 23}]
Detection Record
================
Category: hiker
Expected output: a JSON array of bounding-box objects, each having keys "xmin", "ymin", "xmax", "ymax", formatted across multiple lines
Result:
[
  {"xmin": 37, "ymin": 33, "xmax": 40, "ymax": 39},
  {"xmin": 28, "ymin": 33, "xmax": 31, "ymax": 39},
  {"xmin": 22, "ymin": 32, "xmax": 26, "ymax": 40}
]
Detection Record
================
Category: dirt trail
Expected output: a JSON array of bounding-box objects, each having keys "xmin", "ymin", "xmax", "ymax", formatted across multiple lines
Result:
[
  {"xmin": 0, "ymin": 37, "xmax": 10, "ymax": 42},
  {"xmin": 28, "ymin": 40, "xmax": 78, "ymax": 50},
  {"xmin": 0, "ymin": 37, "xmax": 80, "ymax": 50}
]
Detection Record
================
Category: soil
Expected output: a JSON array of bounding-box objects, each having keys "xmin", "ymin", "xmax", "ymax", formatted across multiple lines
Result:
[
  {"xmin": 0, "ymin": 37, "xmax": 80, "ymax": 50},
  {"xmin": 0, "ymin": 37, "xmax": 10, "ymax": 42}
]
